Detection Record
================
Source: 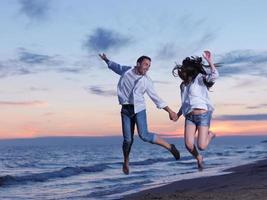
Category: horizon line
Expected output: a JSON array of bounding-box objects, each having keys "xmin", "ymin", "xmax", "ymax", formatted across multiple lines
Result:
[{"xmin": 0, "ymin": 134, "xmax": 266, "ymax": 141}]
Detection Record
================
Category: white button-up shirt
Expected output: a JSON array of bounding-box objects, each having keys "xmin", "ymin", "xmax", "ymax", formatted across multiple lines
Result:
[
  {"xmin": 107, "ymin": 60, "xmax": 167, "ymax": 113},
  {"xmin": 180, "ymin": 68, "xmax": 219, "ymax": 116}
]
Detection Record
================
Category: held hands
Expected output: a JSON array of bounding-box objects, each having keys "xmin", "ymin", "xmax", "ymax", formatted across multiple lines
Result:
[
  {"xmin": 169, "ymin": 110, "xmax": 178, "ymax": 122},
  {"xmin": 164, "ymin": 106, "xmax": 179, "ymax": 122}
]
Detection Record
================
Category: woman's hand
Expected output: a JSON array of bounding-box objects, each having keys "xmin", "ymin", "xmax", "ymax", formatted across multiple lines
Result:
[
  {"xmin": 203, "ymin": 50, "xmax": 216, "ymax": 71},
  {"xmin": 203, "ymin": 50, "xmax": 212, "ymax": 64}
]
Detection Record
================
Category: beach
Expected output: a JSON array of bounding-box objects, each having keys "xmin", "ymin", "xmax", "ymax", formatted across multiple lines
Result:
[
  {"xmin": 123, "ymin": 158, "xmax": 267, "ymax": 200},
  {"xmin": 0, "ymin": 136, "xmax": 266, "ymax": 199}
]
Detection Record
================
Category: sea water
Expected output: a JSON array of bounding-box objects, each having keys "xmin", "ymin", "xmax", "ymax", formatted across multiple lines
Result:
[{"xmin": 0, "ymin": 136, "xmax": 266, "ymax": 200}]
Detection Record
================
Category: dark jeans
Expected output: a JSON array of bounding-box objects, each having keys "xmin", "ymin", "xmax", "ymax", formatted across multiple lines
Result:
[{"xmin": 121, "ymin": 105, "xmax": 157, "ymax": 157}]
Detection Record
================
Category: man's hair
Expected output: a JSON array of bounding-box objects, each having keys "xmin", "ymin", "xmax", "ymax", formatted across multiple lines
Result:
[{"xmin": 137, "ymin": 55, "xmax": 151, "ymax": 64}]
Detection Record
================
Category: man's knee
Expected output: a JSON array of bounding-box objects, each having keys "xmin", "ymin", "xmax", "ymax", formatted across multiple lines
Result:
[
  {"xmin": 123, "ymin": 138, "xmax": 133, "ymax": 146},
  {"xmin": 139, "ymin": 132, "xmax": 154, "ymax": 143}
]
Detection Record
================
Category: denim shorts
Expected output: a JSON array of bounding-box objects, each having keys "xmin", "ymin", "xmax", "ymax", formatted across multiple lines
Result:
[{"xmin": 185, "ymin": 111, "xmax": 212, "ymax": 127}]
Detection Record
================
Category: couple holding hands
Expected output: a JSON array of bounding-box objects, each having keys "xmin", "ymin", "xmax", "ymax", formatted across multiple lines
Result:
[{"xmin": 99, "ymin": 50, "xmax": 219, "ymax": 174}]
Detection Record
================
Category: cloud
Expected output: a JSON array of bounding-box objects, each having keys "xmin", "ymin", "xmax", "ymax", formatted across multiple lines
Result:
[
  {"xmin": 43, "ymin": 112, "xmax": 54, "ymax": 116},
  {"xmin": 191, "ymin": 32, "xmax": 217, "ymax": 52},
  {"xmin": 18, "ymin": 0, "xmax": 51, "ymax": 20},
  {"xmin": 0, "ymin": 61, "xmax": 31, "ymax": 77},
  {"xmin": 178, "ymin": 14, "xmax": 207, "ymax": 33},
  {"xmin": 217, "ymin": 50, "xmax": 267, "ymax": 77},
  {"xmin": 218, "ymin": 50, "xmax": 267, "ymax": 65},
  {"xmin": 86, "ymin": 86, "xmax": 116, "ymax": 97},
  {"xmin": 246, "ymin": 104, "xmax": 267, "ymax": 110},
  {"xmin": 0, "ymin": 100, "xmax": 47, "ymax": 107},
  {"xmin": 0, "ymin": 48, "xmax": 86, "ymax": 78},
  {"xmin": 56, "ymin": 67, "xmax": 84, "ymax": 74},
  {"xmin": 156, "ymin": 33, "xmax": 217, "ymax": 61},
  {"xmin": 18, "ymin": 48, "xmax": 62, "ymax": 66},
  {"xmin": 214, "ymin": 114, "xmax": 267, "ymax": 121},
  {"xmin": 217, "ymin": 103, "xmax": 246, "ymax": 107},
  {"xmin": 153, "ymin": 80, "xmax": 172, "ymax": 85},
  {"xmin": 29, "ymin": 87, "xmax": 49, "ymax": 92},
  {"xmin": 177, "ymin": 15, "xmax": 218, "ymax": 53},
  {"xmin": 217, "ymin": 103, "xmax": 267, "ymax": 110},
  {"xmin": 83, "ymin": 28, "xmax": 131, "ymax": 52},
  {"xmin": 156, "ymin": 43, "xmax": 177, "ymax": 60},
  {"xmin": 231, "ymin": 78, "xmax": 256, "ymax": 88}
]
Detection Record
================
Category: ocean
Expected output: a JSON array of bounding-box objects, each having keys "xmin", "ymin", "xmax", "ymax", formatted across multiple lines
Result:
[{"xmin": 0, "ymin": 136, "xmax": 266, "ymax": 200}]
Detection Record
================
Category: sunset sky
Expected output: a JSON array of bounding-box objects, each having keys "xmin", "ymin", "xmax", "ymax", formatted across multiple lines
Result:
[{"xmin": 0, "ymin": 0, "xmax": 267, "ymax": 139}]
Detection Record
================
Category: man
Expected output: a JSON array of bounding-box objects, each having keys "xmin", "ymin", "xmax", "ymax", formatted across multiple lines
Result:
[{"xmin": 99, "ymin": 53, "xmax": 180, "ymax": 175}]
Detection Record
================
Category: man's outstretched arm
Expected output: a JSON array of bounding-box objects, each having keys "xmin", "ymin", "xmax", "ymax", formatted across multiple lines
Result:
[{"xmin": 99, "ymin": 53, "xmax": 131, "ymax": 76}]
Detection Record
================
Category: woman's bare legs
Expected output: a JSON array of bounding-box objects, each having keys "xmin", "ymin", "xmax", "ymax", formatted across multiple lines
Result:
[
  {"xmin": 197, "ymin": 126, "xmax": 216, "ymax": 151},
  {"xmin": 184, "ymin": 124, "xmax": 203, "ymax": 169},
  {"xmin": 196, "ymin": 126, "xmax": 216, "ymax": 170}
]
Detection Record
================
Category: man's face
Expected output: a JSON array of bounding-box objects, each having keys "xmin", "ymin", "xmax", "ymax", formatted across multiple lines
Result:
[{"xmin": 137, "ymin": 58, "xmax": 151, "ymax": 75}]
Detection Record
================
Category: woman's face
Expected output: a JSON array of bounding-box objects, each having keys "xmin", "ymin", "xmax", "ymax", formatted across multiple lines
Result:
[{"xmin": 178, "ymin": 69, "xmax": 188, "ymax": 81}]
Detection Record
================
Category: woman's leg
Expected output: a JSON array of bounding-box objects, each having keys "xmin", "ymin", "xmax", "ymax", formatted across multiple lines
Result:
[
  {"xmin": 197, "ymin": 126, "xmax": 215, "ymax": 151},
  {"xmin": 184, "ymin": 121, "xmax": 203, "ymax": 169},
  {"xmin": 184, "ymin": 122, "xmax": 197, "ymax": 155},
  {"xmin": 196, "ymin": 111, "xmax": 215, "ymax": 151}
]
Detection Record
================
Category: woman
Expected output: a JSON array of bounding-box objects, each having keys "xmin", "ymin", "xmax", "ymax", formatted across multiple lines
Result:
[{"xmin": 173, "ymin": 51, "xmax": 219, "ymax": 170}]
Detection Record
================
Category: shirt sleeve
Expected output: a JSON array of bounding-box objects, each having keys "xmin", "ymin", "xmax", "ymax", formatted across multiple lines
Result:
[
  {"xmin": 203, "ymin": 68, "xmax": 219, "ymax": 83},
  {"xmin": 145, "ymin": 77, "xmax": 167, "ymax": 109},
  {"xmin": 107, "ymin": 60, "xmax": 131, "ymax": 76}
]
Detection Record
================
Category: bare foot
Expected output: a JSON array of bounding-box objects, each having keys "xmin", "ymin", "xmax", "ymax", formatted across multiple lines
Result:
[
  {"xmin": 197, "ymin": 155, "xmax": 204, "ymax": 171},
  {"xmin": 209, "ymin": 131, "xmax": 216, "ymax": 141},
  {"xmin": 123, "ymin": 162, "xmax": 129, "ymax": 175}
]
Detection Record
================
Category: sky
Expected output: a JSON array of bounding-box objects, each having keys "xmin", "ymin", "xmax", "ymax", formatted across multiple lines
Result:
[{"xmin": 0, "ymin": 0, "xmax": 267, "ymax": 139}]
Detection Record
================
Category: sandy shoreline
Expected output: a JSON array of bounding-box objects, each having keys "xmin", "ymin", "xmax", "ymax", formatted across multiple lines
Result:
[{"xmin": 123, "ymin": 158, "xmax": 267, "ymax": 200}]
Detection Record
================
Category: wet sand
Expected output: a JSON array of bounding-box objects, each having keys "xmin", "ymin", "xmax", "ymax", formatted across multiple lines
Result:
[{"xmin": 123, "ymin": 158, "xmax": 267, "ymax": 200}]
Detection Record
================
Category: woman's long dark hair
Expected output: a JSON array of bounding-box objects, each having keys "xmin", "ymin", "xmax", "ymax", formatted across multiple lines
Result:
[{"xmin": 172, "ymin": 56, "xmax": 220, "ymax": 89}]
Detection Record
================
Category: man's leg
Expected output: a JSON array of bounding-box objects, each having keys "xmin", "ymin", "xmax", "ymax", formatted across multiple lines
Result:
[
  {"xmin": 135, "ymin": 110, "xmax": 180, "ymax": 160},
  {"xmin": 121, "ymin": 108, "xmax": 135, "ymax": 175}
]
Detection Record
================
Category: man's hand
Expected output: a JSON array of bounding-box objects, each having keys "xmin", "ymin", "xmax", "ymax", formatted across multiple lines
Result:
[{"xmin": 99, "ymin": 53, "xmax": 109, "ymax": 63}]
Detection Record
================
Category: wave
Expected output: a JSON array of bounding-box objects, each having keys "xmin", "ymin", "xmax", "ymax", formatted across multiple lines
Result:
[
  {"xmin": 129, "ymin": 155, "xmax": 196, "ymax": 166},
  {"xmin": 234, "ymin": 150, "xmax": 246, "ymax": 153},
  {"xmin": 85, "ymin": 180, "xmax": 152, "ymax": 198},
  {"xmin": 0, "ymin": 163, "xmax": 112, "ymax": 186},
  {"xmin": 131, "ymin": 157, "xmax": 174, "ymax": 166}
]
